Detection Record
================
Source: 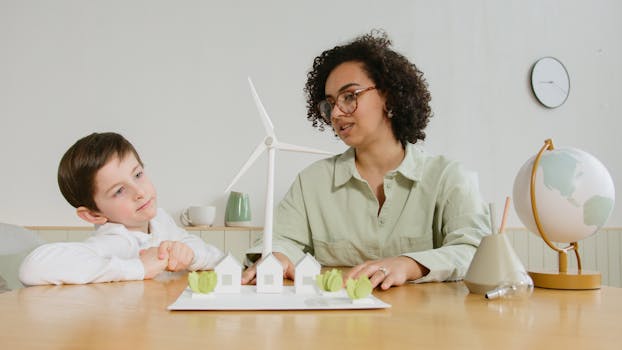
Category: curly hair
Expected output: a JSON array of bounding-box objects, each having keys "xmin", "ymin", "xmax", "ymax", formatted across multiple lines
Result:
[{"xmin": 304, "ymin": 29, "xmax": 432, "ymax": 145}]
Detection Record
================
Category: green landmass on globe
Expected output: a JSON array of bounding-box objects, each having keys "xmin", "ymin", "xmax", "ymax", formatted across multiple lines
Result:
[
  {"xmin": 539, "ymin": 149, "xmax": 615, "ymax": 227},
  {"xmin": 513, "ymin": 145, "xmax": 615, "ymax": 243}
]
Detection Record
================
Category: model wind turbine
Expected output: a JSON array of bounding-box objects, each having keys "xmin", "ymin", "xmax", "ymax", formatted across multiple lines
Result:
[{"xmin": 225, "ymin": 77, "xmax": 333, "ymax": 258}]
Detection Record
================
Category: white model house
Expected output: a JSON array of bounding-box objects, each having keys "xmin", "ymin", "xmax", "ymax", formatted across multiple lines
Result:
[
  {"xmin": 294, "ymin": 253, "xmax": 321, "ymax": 294},
  {"xmin": 256, "ymin": 253, "xmax": 283, "ymax": 293},
  {"xmin": 214, "ymin": 252, "xmax": 242, "ymax": 293}
]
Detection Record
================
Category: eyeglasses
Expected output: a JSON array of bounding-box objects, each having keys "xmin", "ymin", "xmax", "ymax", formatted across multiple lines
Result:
[{"xmin": 317, "ymin": 86, "xmax": 376, "ymax": 123}]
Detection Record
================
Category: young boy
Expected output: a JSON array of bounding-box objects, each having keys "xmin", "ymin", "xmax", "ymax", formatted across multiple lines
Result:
[{"xmin": 19, "ymin": 132, "xmax": 223, "ymax": 285}]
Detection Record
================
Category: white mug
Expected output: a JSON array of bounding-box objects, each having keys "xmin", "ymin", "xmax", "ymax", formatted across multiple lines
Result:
[{"xmin": 180, "ymin": 206, "xmax": 216, "ymax": 226}]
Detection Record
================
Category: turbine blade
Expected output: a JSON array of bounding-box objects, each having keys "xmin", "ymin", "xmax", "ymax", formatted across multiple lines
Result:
[
  {"xmin": 224, "ymin": 141, "xmax": 267, "ymax": 193},
  {"xmin": 275, "ymin": 141, "xmax": 334, "ymax": 155},
  {"xmin": 247, "ymin": 77, "xmax": 275, "ymax": 138}
]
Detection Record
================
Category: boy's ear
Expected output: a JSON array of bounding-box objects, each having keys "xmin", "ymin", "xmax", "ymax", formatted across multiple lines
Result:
[{"xmin": 76, "ymin": 206, "xmax": 108, "ymax": 225}]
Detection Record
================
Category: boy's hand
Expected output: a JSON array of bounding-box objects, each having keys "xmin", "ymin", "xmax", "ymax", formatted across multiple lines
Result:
[
  {"xmin": 139, "ymin": 247, "xmax": 169, "ymax": 279},
  {"xmin": 157, "ymin": 241, "xmax": 195, "ymax": 272}
]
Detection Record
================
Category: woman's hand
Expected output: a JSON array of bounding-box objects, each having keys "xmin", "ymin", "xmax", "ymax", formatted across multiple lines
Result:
[
  {"xmin": 344, "ymin": 256, "xmax": 429, "ymax": 290},
  {"xmin": 241, "ymin": 252, "xmax": 295, "ymax": 285}
]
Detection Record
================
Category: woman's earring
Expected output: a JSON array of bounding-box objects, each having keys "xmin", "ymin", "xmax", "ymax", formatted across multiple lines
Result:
[{"xmin": 387, "ymin": 110, "xmax": 394, "ymax": 119}]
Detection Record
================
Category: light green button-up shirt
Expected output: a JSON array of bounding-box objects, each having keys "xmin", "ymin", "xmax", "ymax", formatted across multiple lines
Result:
[{"xmin": 247, "ymin": 143, "xmax": 490, "ymax": 282}]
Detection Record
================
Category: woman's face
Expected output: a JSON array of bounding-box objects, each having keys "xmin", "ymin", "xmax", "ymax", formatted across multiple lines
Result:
[{"xmin": 324, "ymin": 61, "xmax": 393, "ymax": 149}]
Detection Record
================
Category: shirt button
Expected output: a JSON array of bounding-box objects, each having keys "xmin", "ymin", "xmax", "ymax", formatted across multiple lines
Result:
[{"xmin": 379, "ymin": 218, "xmax": 385, "ymax": 225}]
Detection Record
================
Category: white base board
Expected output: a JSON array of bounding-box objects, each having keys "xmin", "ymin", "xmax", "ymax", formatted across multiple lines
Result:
[{"xmin": 168, "ymin": 285, "xmax": 391, "ymax": 311}]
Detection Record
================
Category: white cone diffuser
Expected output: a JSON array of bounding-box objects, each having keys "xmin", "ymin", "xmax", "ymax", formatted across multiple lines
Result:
[
  {"xmin": 465, "ymin": 198, "xmax": 529, "ymax": 295},
  {"xmin": 464, "ymin": 232, "xmax": 528, "ymax": 294}
]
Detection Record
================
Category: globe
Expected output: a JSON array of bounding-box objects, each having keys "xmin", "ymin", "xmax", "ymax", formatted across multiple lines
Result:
[{"xmin": 513, "ymin": 141, "xmax": 615, "ymax": 244}]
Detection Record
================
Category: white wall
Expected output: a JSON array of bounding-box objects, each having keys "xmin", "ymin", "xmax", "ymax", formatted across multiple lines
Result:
[{"xmin": 1, "ymin": 0, "xmax": 620, "ymax": 228}]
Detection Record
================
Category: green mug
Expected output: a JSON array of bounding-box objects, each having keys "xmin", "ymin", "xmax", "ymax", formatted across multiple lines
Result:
[{"xmin": 225, "ymin": 191, "xmax": 252, "ymax": 227}]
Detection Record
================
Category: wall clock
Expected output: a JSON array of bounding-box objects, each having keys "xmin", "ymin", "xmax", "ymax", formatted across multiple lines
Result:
[{"xmin": 530, "ymin": 57, "xmax": 570, "ymax": 108}]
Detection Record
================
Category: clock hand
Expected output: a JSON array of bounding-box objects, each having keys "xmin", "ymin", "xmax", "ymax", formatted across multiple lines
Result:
[
  {"xmin": 551, "ymin": 82, "xmax": 568, "ymax": 95},
  {"xmin": 538, "ymin": 81, "xmax": 568, "ymax": 95}
]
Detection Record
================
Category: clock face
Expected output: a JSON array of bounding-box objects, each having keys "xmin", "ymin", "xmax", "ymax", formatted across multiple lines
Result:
[{"xmin": 530, "ymin": 57, "xmax": 570, "ymax": 108}]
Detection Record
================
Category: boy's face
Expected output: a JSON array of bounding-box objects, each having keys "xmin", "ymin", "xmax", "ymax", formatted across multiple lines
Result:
[{"xmin": 91, "ymin": 152, "xmax": 157, "ymax": 232}]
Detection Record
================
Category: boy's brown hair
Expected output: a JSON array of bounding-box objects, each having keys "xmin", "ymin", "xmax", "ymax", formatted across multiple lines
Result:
[{"xmin": 57, "ymin": 132, "xmax": 143, "ymax": 211}]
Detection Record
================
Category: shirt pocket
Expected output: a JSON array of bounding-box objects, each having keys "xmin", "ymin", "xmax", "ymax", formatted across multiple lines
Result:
[
  {"xmin": 312, "ymin": 239, "xmax": 365, "ymax": 267},
  {"xmin": 399, "ymin": 230, "xmax": 434, "ymax": 253}
]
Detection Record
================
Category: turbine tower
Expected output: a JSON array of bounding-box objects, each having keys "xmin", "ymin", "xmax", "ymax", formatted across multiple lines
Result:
[{"xmin": 224, "ymin": 77, "xmax": 333, "ymax": 258}]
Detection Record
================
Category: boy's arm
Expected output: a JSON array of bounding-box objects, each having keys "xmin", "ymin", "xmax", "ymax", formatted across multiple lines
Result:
[
  {"xmin": 18, "ymin": 235, "xmax": 145, "ymax": 285},
  {"xmin": 152, "ymin": 208, "xmax": 223, "ymax": 271},
  {"xmin": 177, "ymin": 231, "xmax": 223, "ymax": 271}
]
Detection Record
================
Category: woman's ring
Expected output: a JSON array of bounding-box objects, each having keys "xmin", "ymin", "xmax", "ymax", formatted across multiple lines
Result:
[{"xmin": 378, "ymin": 267, "xmax": 389, "ymax": 276}]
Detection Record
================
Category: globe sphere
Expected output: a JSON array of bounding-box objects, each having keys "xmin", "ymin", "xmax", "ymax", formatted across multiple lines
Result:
[{"xmin": 513, "ymin": 147, "xmax": 615, "ymax": 243}]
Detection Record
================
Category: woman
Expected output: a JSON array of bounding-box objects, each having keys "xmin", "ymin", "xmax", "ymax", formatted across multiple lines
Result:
[{"xmin": 242, "ymin": 30, "xmax": 490, "ymax": 289}]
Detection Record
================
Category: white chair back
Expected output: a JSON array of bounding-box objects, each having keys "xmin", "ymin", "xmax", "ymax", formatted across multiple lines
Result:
[{"xmin": 0, "ymin": 223, "xmax": 44, "ymax": 292}]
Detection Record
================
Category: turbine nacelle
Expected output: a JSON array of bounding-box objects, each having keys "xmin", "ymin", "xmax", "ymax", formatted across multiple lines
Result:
[{"xmin": 265, "ymin": 136, "xmax": 275, "ymax": 147}]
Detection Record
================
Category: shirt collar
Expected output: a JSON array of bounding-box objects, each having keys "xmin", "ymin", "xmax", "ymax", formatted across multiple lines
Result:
[
  {"xmin": 334, "ymin": 143, "xmax": 425, "ymax": 187},
  {"xmin": 395, "ymin": 143, "xmax": 425, "ymax": 182},
  {"xmin": 334, "ymin": 147, "xmax": 357, "ymax": 187}
]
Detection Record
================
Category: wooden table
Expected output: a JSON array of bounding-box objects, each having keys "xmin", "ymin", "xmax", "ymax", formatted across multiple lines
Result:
[{"xmin": 1, "ymin": 275, "xmax": 620, "ymax": 349}]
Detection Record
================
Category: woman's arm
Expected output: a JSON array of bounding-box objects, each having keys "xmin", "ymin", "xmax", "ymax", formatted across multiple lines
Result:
[{"xmin": 403, "ymin": 166, "xmax": 490, "ymax": 282}]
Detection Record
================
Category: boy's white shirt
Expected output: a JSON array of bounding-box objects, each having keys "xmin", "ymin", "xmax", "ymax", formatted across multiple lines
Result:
[{"xmin": 19, "ymin": 208, "xmax": 223, "ymax": 285}]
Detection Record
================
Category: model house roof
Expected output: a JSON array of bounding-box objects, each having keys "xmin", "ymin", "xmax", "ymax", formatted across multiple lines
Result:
[
  {"xmin": 257, "ymin": 253, "xmax": 282, "ymax": 270},
  {"xmin": 215, "ymin": 252, "xmax": 243, "ymax": 270},
  {"xmin": 295, "ymin": 253, "xmax": 321, "ymax": 270}
]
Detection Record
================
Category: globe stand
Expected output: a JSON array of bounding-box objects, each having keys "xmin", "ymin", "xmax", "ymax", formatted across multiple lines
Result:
[
  {"xmin": 528, "ymin": 245, "xmax": 600, "ymax": 290},
  {"xmin": 528, "ymin": 139, "xmax": 600, "ymax": 290}
]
